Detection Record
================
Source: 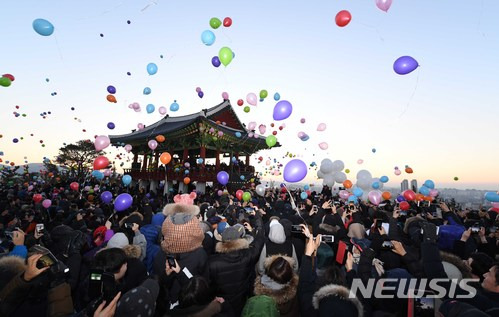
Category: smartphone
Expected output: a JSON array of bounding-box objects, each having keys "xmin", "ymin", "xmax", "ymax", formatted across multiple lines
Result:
[
  {"xmin": 88, "ymin": 269, "xmax": 104, "ymax": 300},
  {"xmin": 88, "ymin": 269, "xmax": 117, "ymax": 302},
  {"xmin": 471, "ymin": 226, "xmax": 480, "ymax": 234},
  {"xmin": 166, "ymin": 255, "xmax": 176, "ymax": 268},
  {"xmin": 400, "ymin": 211, "xmax": 408, "ymax": 216},
  {"xmin": 381, "ymin": 241, "xmax": 394, "ymax": 249},
  {"xmin": 336, "ymin": 240, "xmax": 348, "ymax": 265},
  {"xmin": 102, "ymin": 272, "xmax": 118, "ymax": 302},
  {"xmin": 321, "ymin": 235, "xmax": 334, "ymax": 243},
  {"xmin": 407, "ymin": 290, "xmax": 437, "ymax": 317},
  {"xmin": 291, "ymin": 225, "xmax": 303, "ymax": 233},
  {"xmin": 31, "ymin": 245, "xmax": 58, "ymax": 269},
  {"xmin": 375, "ymin": 219, "xmax": 383, "ymax": 229},
  {"xmin": 36, "ymin": 223, "xmax": 44, "ymax": 234},
  {"xmin": 244, "ymin": 207, "xmax": 254, "ymax": 213},
  {"xmin": 334, "ymin": 201, "xmax": 341, "ymax": 206},
  {"xmin": 124, "ymin": 223, "xmax": 134, "ymax": 229}
]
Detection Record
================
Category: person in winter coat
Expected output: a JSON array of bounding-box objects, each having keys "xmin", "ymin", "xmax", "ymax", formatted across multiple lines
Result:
[
  {"xmin": 257, "ymin": 218, "xmax": 299, "ymax": 275},
  {"xmin": 254, "ymin": 255, "xmax": 300, "ymax": 317},
  {"xmin": 140, "ymin": 212, "xmax": 165, "ymax": 273},
  {"xmin": 208, "ymin": 218, "xmax": 265, "ymax": 315},
  {"xmin": 153, "ymin": 192, "xmax": 209, "ymax": 314}
]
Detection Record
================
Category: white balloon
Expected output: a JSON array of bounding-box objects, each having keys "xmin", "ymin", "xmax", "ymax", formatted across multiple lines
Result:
[
  {"xmin": 356, "ymin": 169, "xmax": 372, "ymax": 181},
  {"xmin": 317, "ymin": 170, "xmax": 325, "ymax": 179},
  {"xmin": 256, "ymin": 184, "xmax": 266, "ymax": 196},
  {"xmin": 357, "ymin": 177, "xmax": 372, "ymax": 190},
  {"xmin": 323, "ymin": 174, "xmax": 335, "ymax": 187},
  {"xmin": 334, "ymin": 171, "xmax": 347, "ymax": 183},
  {"xmin": 331, "ymin": 160, "xmax": 344, "ymax": 172},
  {"xmin": 320, "ymin": 159, "xmax": 334, "ymax": 174}
]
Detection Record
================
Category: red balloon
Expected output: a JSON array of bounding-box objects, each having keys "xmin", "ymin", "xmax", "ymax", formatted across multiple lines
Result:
[
  {"xmin": 403, "ymin": 190, "xmax": 416, "ymax": 201},
  {"xmin": 235, "ymin": 189, "xmax": 243, "ymax": 201},
  {"xmin": 2, "ymin": 74, "xmax": 15, "ymax": 81},
  {"xmin": 33, "ymin": 194, "xmax": 43, "ymax": 203},
  {"xmin": 223, "ymin": 17, "xmax": 232, "ymax": 27},
  {"xmin": 237, "ymin": 99, "xmax": 244, "ymax": 106},
  {"xmin": 70, "ymin": 182, "xmax": 79, "ymax": 191},
  {"xmin": 335, "ymin": 10, "xmax": 352, "ymax": 27},
  {"xmin": 93, "ymin": 156, "xmax": 110, "ymax": 170},
  {"xmin": 400, "ymin": 201, "xmax": 410, "ymax": 211}
]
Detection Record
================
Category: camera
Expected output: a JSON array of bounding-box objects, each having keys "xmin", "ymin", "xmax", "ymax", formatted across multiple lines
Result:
[
  {"xmin": 36, "ymin": 223, "xmax": 44, "ymax": 234},
  {"xmin": 471, "ymin": 225, "xmax": 480, "ymax": 234},
  {"xmin": 320, "ymin": 235, "xmax": 334, "ymax": 243},
  {"xmin": 31, "ymin": 245, "xmax": 59, "ymax": 269},
  {"xmin": 291, "ymin": 225, "xmax": 303, "ymax": 233}
]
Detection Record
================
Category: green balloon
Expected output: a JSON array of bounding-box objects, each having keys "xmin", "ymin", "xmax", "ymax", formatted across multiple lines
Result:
[
  {"xmin": 259, "ymin": 90, "xmax": 268, "ymax": 99},
  {"xmin": 218, "ymin": 47, "xmax": 233, "ymax": 66},
  {"xmin": 243, "ymin": 106, "xmax": 250, "ymax": 113},
  {"xmin": 266, "ymin": 135, "xmax": 277, "ymax": 148},
  {"xmin": 242, "ymin": 192, "xmax": 251, "ymax": 202},
  {"xmin": 210, "ymin": 17, "xmax": 222, "ymax": 29},
  {"xmin": 0, "ymin": 77, "xmax": 12, "ymax": 87}
]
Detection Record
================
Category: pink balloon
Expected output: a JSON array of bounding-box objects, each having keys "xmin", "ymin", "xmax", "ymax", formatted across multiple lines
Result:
[
  {"xmin": 246, "ymin": 93, "xmax": 257, "ymax": 106},
  {"xmin": 222, "ymin": 92, "xmax": 229, "ymax": 100},
  {"xmin": 42, "ymin": 199, "xmax": 52, "ymax": 209},
  {"xmin": 492, "ymin": 202, "xmax": 499, "ymax": 209},
  {"xmin": 273, "ymin": 170, "xmax": 279, "ymax": 176},
  {"xmin": 124, "ymin": 144, "xmax": 132, "ymax": 153},
  {"xmin": 217, "ymin": 131, "xmax": 224, "ymax": 137},
  {"xmin": 138, "ymin": 123, "xmax": 145, "ymax": 130},
  {"xmin": 317, "ymin": 123, "xmax": 327, "ymax": 131},
  {"xmin": 339, "ymin": 190, "xmax": 350, "ymax": 200},
  {"xmin": 394, "ymin": 169, "xmax": 401, "ymax": 176},
  {"xmin": 375, "ymin": 0, "xmax": 393, "ymax": 12},
  {"xmin": 248, "ymin": 121, "xmax": 257, "ymax": 130},
  {"xmin": 300, "ymin": 118, "xmax": 306, "ymax": 123},
  {"xmin": 429, "ymin": 189, "xmax": 439, "ymax": 197},
  {"xmin": 148, "ymin": 139, "xmax": 158, "ymax": 150},
  {"xmin": 259, "ymin": 124, "xmax": 266, "ymax": 134},
  {"xmin": 368, "ymin": 190, "xmax": 382, "ymax": 205},
  {"xmin": 266, "ymin": 160, "xmax": 271, "ymax": 165},
  {"xmin": 159, "ymin": 106, "xmax": 167, "ymax": 115},
  {"xmin": 357, "ymin": 159, "xmax": 364, "ymax": 164},
  {"xmin": 94, "ymin": 135, "xmax": 110, "ymax": 151},
  {"xmin": 28, "ymin": 185, "xmax": 33, "ymax": 191},
  {"xmin": 248, "ymin": 132, "xmax": 254, "ymax": 138},
  {"xmin": 319, "ymin": 142, "xmax": 328, "ymax": 150},
  {"xmin": 253, "ymin": 134, "xmax": 259, "ymax": 138},
  {"xmin": 132, "ymin": 102, "xmax": 140, "ymax": 109},
  {"xmin": 103, "ymin": 169, "xmax": 111, "ymax": 177}
]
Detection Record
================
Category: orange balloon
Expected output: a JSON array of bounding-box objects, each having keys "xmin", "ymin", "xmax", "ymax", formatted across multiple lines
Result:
[
  {"xmin": 48, "ymin": 172, "xmax": 53, "ymax": 177},
  {"xmin": 343, "ymin": 180, "xmax": 353, "ymax": 189},
  {"xmin": 424, "ymin": 196, "xmax": 434, "ymax": 202},
  {"xmin": 382, "ymin": 191, "xmax": 391, "ymax": 200},
  {"xmin": 155, "ymin": 135, "xmax": 165, "ymax": 143},
  {"xmin": 183, "ymin": 177, "xmax": 190, "ymax": 184},
  {"xmin": 160, "ymin": 152, "xmax": 171, "ymax": 165},
  {"xmin": 415, "ymin": 193, "xmax": 424, "ymax": 202},
  {"xmin": 10, "ymin": 162, "xmax": 15, "ymax": 166},
  {"xmin": 405, "ymin": 167, "xmax": 413, "ymax": 174},
  {"xmin": 106, "ymin": 95, "xmax": 117, "ymax": 103}
]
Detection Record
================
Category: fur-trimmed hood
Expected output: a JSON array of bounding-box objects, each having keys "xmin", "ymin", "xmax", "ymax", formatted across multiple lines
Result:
[
  {"xmin": 319, "ymin": 223, "xmax": 341, "ymax": 234},
  {"xmin": 312, "ymin": 284, "xmax": 363, "ymax": 317},
  {"xmin": 119, "ymin": 211, "xmax": 144, "ymax": 228},
  {"xmin": 163, "ymin": 203, "xmax": 200, "ymax": 217},
  {"xmin": 0, "ymin": 256, "xmax": 27, "ymax": 275},
  {"xmin": 122, "ymin": 244, "xmax": 142, "ymax": 259},
  {"xmin": 440, "ymin": 251, "xmax": 473, "ymax": 279},
  {"xmin": 215, "ymin": 238, "xmax": 250, "ymax": 253},
  {"xmin": 254, "ymin": 255, "xmax": 298, "ymax": 305},
  {"xmin": 403, "ymin": 215, "xmax": 425, "ymax": 234}
]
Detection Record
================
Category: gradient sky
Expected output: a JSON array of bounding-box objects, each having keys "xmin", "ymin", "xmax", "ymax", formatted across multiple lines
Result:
[{"xmin": 1, "ymin": 0, "xmax": 498, "ymax": 190}]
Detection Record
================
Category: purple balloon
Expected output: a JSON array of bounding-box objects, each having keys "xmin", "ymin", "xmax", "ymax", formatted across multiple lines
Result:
[
  {"xmin": 211, "ymin": 56, "xmax": 221, "ymax": 67},
  {"xmin": 283, "ymin": 159, "xmax": 307, "ymax": 183},
  {"xmin": 198, "ymin": 91, "xmax": 204, "ymax": 98},
  {"xmin": 114, "ymin": 193, "xmax": 133, "ymax": 212},
  {"xmin": 101, "ymin": 191, "xmax": 113, "ymax": 204},
  {"xmin": 393, "ymin": 56, "xmax": 419, "ymax": 75},
  {"xmin": 217, "ymin": 171, "xmax": 229, "ymax": 185},
  {"xmin": 107, "ymin": 122, "xmax": 115, "ymax": 129},
  {"xmin": 273, "ymin": 100, "xmax": 293, "ymax": 121},
  {"xmin": 107, "ymin": 85, "xmax": 116, "ymax": 94},
  {"xmin": 396, "ymin": 195, "xmax": 406, "ymax": 202}
]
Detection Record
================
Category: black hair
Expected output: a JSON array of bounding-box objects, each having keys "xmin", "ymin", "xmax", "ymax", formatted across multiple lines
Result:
[
  {"xmin": 94, "ymin": 248, "xmax": 127, "ymax": 273},
  {"xmin": 267, "ymin": 257, "xmax": 293, "ymax": 284},
  {"xmin": 179, "ymin": 276, "xmax": 214, "ymax": 308},
  {"xmin": 469, "ymin": 253, "xmax": 494, "ymax": 282}
]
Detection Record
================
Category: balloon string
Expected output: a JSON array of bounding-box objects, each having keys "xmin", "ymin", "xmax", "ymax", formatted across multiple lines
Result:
[
  {"xmin": 356, "ymin": 22, "xmax": 385, "ymax": 43},
  {"xmin": 397, "ymin": 69, "xmax": 420, "ymax": 119},
  {"xmin": 54, "ymin": 35, "xmax": 64, "ymax": 61},
  {"xmin": 477, "ymin": 0, "xmax": 486, "ymax": 37}
]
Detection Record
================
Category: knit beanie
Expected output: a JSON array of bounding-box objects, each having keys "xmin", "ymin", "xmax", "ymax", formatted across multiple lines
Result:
[{"xmin": 107, "ymin": 232, "xmax": 129, "ymax": 249}]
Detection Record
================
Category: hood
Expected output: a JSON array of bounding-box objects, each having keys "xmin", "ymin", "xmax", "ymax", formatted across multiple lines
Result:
[
  {"xmin": 268, "ymin": 221, "xmax": 286, "ymax": 244},
  {"xmin": 440, "ymin": 251, "xmax": 472, "ymax": 280},
  {"xmin": 151, "ymin": 213, "xmax": 166, "ymax": 227},
  {"xmin": 403, "ymin": 215, "xmax": 425, "ymax": 234},
  {"xmin": 119, "ymin": 211, "xmax": 144, "ymax": 228},
  {"xmin": 347, "ymin": 223, "xmax": 366, "ymax": 239},
  {"xmin": 215, "ymin": 238, "xmax": 250, "ymax": 253},
  {"xmin": 107, "ymin": 232, "xmax": 129, "ymax": 249},
  {"xmin": 318, "ymin": 223, "xmax": 341, "ymax": 234},
  {"xmin": 254, "ymin": 255, "xmax": 298, "ymax": 305},
  {"xmin": 312, "ymin": 284, "xmax": 363, "ymax": 317}
]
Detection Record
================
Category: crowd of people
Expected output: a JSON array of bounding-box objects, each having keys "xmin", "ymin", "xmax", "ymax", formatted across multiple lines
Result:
[{"xmin": 0, "ymin": 177, "xmax": 498, "ymax": 317}]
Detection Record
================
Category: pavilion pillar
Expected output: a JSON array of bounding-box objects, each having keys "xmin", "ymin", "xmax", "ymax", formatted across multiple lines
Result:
[
  {"xmin": 246, "ymin": 154, "xmax": 250, "ymax": 166},
  {"xmin": 235, "ymin": 152, "xmax": 239, "ymax": 160},
  {"xmin": 133, "ymin": 153, "xmax": 138, "ymax": 164},
  {"xmin": 200, "ymin": 145, "xmax": 206, "ymax": 170},
  {"xmin": 154, "ymin": 152, "xmax": 160, "ymax": 168},
  {"xmin": 216, "ymin": 150, "xmax": 220, "ymax": 169},
  {"xmin": 183, "ymin": 148, "xmax": 189, "ymax": 162},
  {"xmin": 142, "ymin": 153, "xmax": 148, "ymax": 172}
]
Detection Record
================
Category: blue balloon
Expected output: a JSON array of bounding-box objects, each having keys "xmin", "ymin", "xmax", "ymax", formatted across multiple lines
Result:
[
  {"xmin": 353, "ymin": 187, "xmax": 363, "ymax": 197},
  {"xmin": 147, "ymin": 63, "xmax": 158, "ymax": 75},
  {"xmin": 122, "ymin": 175, "xmax": 132, "ymax": 186},
  {"xmin": 484, "ymin": 192, "xmax": 499, "ymax": 202},
  {"xmin": 33, "ymin": 18, "xmax": 54, "ymax": 36},
  {"xmin": 393, "ymin": 56, "xmax": 419, "ymax": 75},
  {"xmin": 170, "ymin": 101, "xmax": 179, "ymax": 112},
  {"xmin": 143, "ymin": 87, "xmax": 151, "ymax": 95},
  {"xmin": 211, "ymin": 56, "xmax": 221, "ymax": 67},
  {"xmin": 100, "ymin": 191, "xmax": 113, "ymax": 204},
  {"xmin": 240, "ymin": 175, "xmax": 245, "ymax": 180},
  {"xmin": 380, "ymin": 176, "xmax": 389, "ymax": 183},
  {"xmin": 235, "ymin": 132, "xmax": 241, "ymax": 138},
  {"xmin": 372, "ymin": 182, "xmax": 380, "ymax": 189},
  {"xmin": 197, "ymin": 158, "xmax": 204, "ymax": 164},
  {"xmin": 146, "ymin": 104, "xmax": 155, "ymax": 114},
  {"xmin": 304, "ymin": 184, "xmax": 310, "ymax": 191},
  {"xmin": 107, "ymin": 85, "xmax": 116, "ymax": 94},
  {"xmin": 107, "ymin": 122, "xmax": 115, "ymax": 129},
  {"xmin": 300, "ymin": 192, "xmax": 308, "ymax": 200},
  {"xmin": 201, "ymin": 30, "xmax": 216, "ymax": 46},
  {"xmin": 185, "ymin": 170, "xmax": 189, "ymax": 174},
  {"xmin": 419, "ymin": 186, "xmax": 430, "ymax": 196},
  {"xmin": 348, "ymin": 196, "xmax": 358, "ymax": 203},
  {"xmin": 396, "ymin": 195, "xmax": 406, "ymax": 202},
  {"xmin": 423, "ymin": 180, "xmax": 435, "ymax": 189},
  {"xmin": 92, "ymin": 170, "xmax": 104, "ymax": 180}
]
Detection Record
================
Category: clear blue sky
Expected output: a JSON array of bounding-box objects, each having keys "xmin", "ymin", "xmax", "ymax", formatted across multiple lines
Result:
[{"xmin": 1, "ymin": 0, "xmax": 498, "ymax": 190}]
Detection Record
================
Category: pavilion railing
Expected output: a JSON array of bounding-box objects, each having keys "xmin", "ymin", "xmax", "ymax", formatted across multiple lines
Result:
[{"xmin": 122, "ymin": 166, "xmax": 255, "ymax": 183}]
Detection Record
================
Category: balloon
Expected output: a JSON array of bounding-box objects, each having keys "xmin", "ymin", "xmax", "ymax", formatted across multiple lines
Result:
[
  {"xmin": 393, "ymin": 56, "xmax": 419, "ymax": 75},
  {"xmin": 484, "ymin": 192, "xmax": 499, "ymax": 202},
  {"xmin": 259, "ymin": 124, "xmax": 266, "ymax": 135},
  {"xmin": 259, "ymin": 90, "xmax": 268, "ymax": 99},
  {"xmin": 403, "ymin": 190, "xmax": 416, "ymax": 201},
  {"xmin": 92, "ymin": 170, "xmax": 104, "ymax": 180},
  {"xmin": 353, "ymin": 187, "xmax": 364, "ymax": 197},
  {"xmin": 159, "ymin": 106, "xmax": 167, "ymax": 115},
  {"xmin": 147, "ymin": 63, "xmax": 158, "ymax": 75},
  {"xmin": 273, "ymin": 100, "xmax": 293, "ymax": 121},
  {"xmin": 319, "ymin": 142, "xmax": 328, "ymax": 150},
  {"xmin": 148, "ymin": 140, "xmax": 158, "ymax": 150},
  {"xmin": 107, "ymin": 122, "xmax": 115, "ymax": 129},
  {"xmin": 33, "ymin": 194, "xmax": 43, "ymax": 203},
  {"xmin": 405, "ymin": 167, "xmax": 413, "ymax": 174},
  {"xmin": 348, "ymin": 196, "xmax": 358, "ymax": 204},
  {"xmin": 107, "ymin": 85, "xmax": 116, "ymax": 94},
  {"xmin": 217, "ymin": 171, "xmax": 229, "ymax": 185},
  {"xmin": 235, "ymin": 132, "xmax": 242, "ymax": 138},
  {"xmin": 368, "ymin": 191, "xmax": 382, "ymax": 206},
  {"xmin": 415, "ymin": 194, "xmax": 424, "ymax": 202},
  {"xmin": 400, "ymin": 201, "xmax": 410, "ymax": 211},
  {"xmin": 201, "ymin": 30, "xmax": 216, "ymax": 46},
  {"xmin": 394, "ymin": 169, "xmax": 401, "ymax": 176},
  {"xmin": 103, "ymin": 169, "xmax": 111, "ymax": 177},
  {"xmin": 170, "ymin": 101, "xmax": 179, "ymax": 112},
  {"xmin": 107, "ymin": 95, "xmax": 117, "ymax": 103},
  {"xmin": 492, "ymin": 202, "xmax": 499, "ymax": 209},
  {"xmin": 382, "ymin": 191, "xmax": 391, "ymax": 200},
  {"xmin": 146, "ymin": 104, "xmax": 155, "ymax": 113},
  {"xmin": 211, "ymin": 56, "xmax": 221, "ymax": 67},
  {"xmin": 243, "ymin": 106, "xmax": 250, "ymax": 113},
  {"xmin": 160, "ymin": 152, "xmax": 171, "ymax": 165},
  {"xmin": 375, "ymin": 0, "xmax": 393, "ymax": 12},
  {"xmin": 223, "ymin": 17, "xmax": 232, "ymax": 27},
  {"xmin": 122, "ymin": 175, "xmax": 132, "ymax": 186},
  {"xmin": 184, "ymin": 177, "xmax": 191, "ymax": 184},
  {"xmin": 343, "ymin": 180, "xmax": 353, "ymax": 189},
  {"xmin": 453, "ymin": 177, "xmax": 459, "ymax": 181},
  {"xmin": 274, "ymin": 93, "xmax": 280, "ymax": 101},
  {"xmin": 339, "ymin": 190, "xmax": 350, "ymax": 200},
  {"xmin": 419, "ymin": 186, "xmax": 430, "ymax": 196},
  {"xmin": 380, "ymin": 176, "xmax": 389, "ymax": 183},
  {"xmin": 256, "ymin": 184, "xmax": 266, "ymax": 197},
  {"xmin": 283, "ymin": 159, "xmax": 307, "ymax": 183},
  {"xmin": 372, "ymin": 148, "xmax": 376, "ymax": 153},
  {"xmin": 114, "ymin": 193, "xmax": 133, "ymax": 212},
  {"xmin": 317, "ymin": 123, "xmax": 327, "ymax": 131},
  {"xmin": 396, "ymin": 195, "xmax": 406, "ymax": 202},
  {"xmin": 246, "ymin": 93, "xmax": 257, "ymax": 106},
  {"xmin": 357, "ymin": 159, "xmax": 364, "ymax": 164},
  {"xmin": 334, "ymin": 172, "xmax": 347, "ymax": 183},
  {"xmin": 70, "ymin": 182, "xmax": 79, "ymax": 191},
  {"xmin": 304, "ymin": 184, "xmax": 310, "ymax": 191},
  {"xmin": 41, "ymin": 199, "xmax": 51, "ymax": 208},
  {"xmin": 198, "ymin": 91, "xmax": 204, "ymax": 98},
  {"xmin": 218, "ymin": 47, "xmax": 233, "ymax": 66},
  {"xmin": 210, "ymin": 17, "xmax": 222, "ymax": 29},
  {"xmin": 429, "ymin": 189, "xmax": 439, "ymax": 197},
  {"xmin": 33, "ymin": 18, "xmax": 54, "ymax": 36},
  {"xmin": 331, "ymin": 160, "xmax": 345, "ymax": 172},
  {"xmin": 300, "ymin": 192, "xmax": 308, "ymax": 200},
  {"xmin": 93, "ymin": 156, "xmax": 109, "ymax": 170},
  {"xmin": 0, "ymin": 77, "xmax": 12, "ymax": 87},
  {"xmin": 101, "ymin": 191, "xmax": 112, "ymax": 204},
  {"xmin": 94, "ymin": 135, "xmax": 110, "ymax": 151},
  {"xmin": 372, "ymin": 182, "xmax": 380, "ymax": 189},
  {"xmin": 242, "ymin": 192, "xmax": 251, "ymax": 202},
  {"xmin": 320, "ymin": 159, "xmax": 334, "ymax": 174},
  {"xmin": 156, "ymin": 135, "xmax": 165, "ymax": 143},
  {"xmin": 335, "ymin": 10, "xmax": 352, "ymax": 27},
  {"xmin": 247, "ymin": 121, "xmax": 257, "ymax": 130},
  {"xmin": 235, "ymin": 189, "xmax": 244, "ymax": 201},
  {"xmin": 2, "ymin": 74, "xmax": 14, "ymax": 82},
  {"xmin": 143, "ymin": 87, "xmax": 151, "ymax": 95},
  {"xmin": 124, "ymin": 144, "xmax": 132, "ymax": 153}
]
